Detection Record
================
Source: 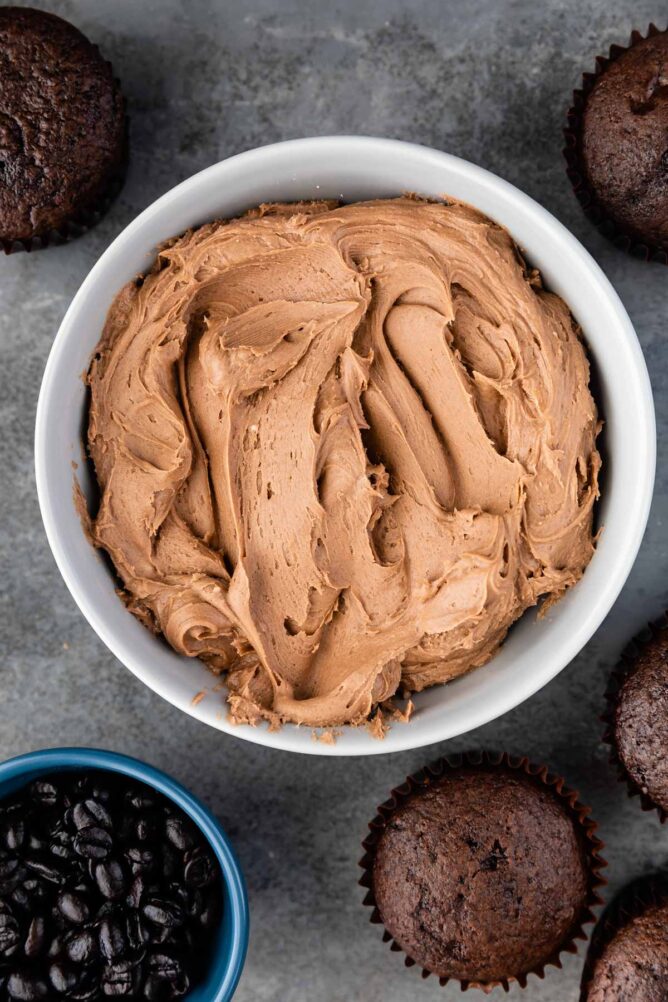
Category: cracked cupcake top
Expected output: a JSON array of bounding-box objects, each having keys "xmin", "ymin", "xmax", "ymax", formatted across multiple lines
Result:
[{"xmin": 86, "ymin": 197, "xmax": 600, "ymax": 730}]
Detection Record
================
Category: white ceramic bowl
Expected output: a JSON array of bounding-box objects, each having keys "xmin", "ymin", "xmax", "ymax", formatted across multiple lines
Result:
[{"xmin": 35, "ymin": 137, "xmax": 655, "ymax": 756}]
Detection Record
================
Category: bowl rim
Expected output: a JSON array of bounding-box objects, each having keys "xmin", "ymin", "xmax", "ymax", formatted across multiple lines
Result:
[
  {"xmin": 35, "ymin": 135, "xmax": 656, "ymax": 756},
  {"xmin": 0, "ymin": 747, "xmax": 249, "ymax": 1001}
]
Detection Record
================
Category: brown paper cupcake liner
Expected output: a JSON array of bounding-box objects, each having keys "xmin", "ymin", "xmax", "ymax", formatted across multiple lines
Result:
[
  {"xmin": 579, "ymin": 871, "xmax": 668, "ymax": 1000},
  {"xmin": 563, "ymin": 23, "xmax": 668, "ymax": 264},
  {"xmin": 602, "ymin": 611, "xmax": 668, "ymax": 823},
  {"xmin": 2, "ymin": 60, "xmax": 128, "ymax": 255},
  {"xmin": 359, "ymin": 750, "xmax": 606, "ymax": 994}
]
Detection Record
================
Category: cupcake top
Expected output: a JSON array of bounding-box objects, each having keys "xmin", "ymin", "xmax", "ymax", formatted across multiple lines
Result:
[
  {"xmin": 370, "ymin": 764, "xmax": 591, "ymax": 985},
  {"xmin": 613, "ymin": 617, "xmax": 668, "ymax": 815},
  {"xmin": 579, "ymin": 29, "xmax": 668, "ymax": 251},
  {"xmin": 0, "ymin": 6, "xmax": 125, "ymax": 246},
  {"xmin": 583, "ymin": 896, "xmax": 668, "ymax": 1001}
]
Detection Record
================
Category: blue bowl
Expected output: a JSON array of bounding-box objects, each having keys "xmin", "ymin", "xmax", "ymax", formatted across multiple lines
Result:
[{"xmin": 0, "ymin": 747, "xmax": 249, "ymax": 1001}]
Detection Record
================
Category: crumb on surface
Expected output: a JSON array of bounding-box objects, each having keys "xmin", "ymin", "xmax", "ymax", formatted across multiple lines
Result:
[
  {"xmin": 311, "ymin": 728, "xmax": 341, "ymax": 744},
  {"xmin": 366, "ymin": 713, "xmax": 387, "ymax": 741},
  {"xmin": 380, "ymin": 697, "xmax": 415, "ymax": 725}
]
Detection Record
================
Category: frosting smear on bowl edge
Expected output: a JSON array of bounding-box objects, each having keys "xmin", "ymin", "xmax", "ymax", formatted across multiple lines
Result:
[{"xmin": 86, "ymin": 197, "xmax": 601, "ymax": 730}]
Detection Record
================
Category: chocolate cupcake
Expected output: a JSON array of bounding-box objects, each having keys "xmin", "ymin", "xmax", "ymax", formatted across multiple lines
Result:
[
  {"xmin": 0, "ymin": 7, "xmax": 127, "ymax": 252},
  {"xmin": 564, "ymin": 25, "xmax": 668, "ymax": 262},
  {"xmin": 580, "ymin": 874, "xmax": 668, "ymax": 1001},
  {"xmin": 360, "ymin": 753, "xmax": 605, "ymax": 992},
  {"xmin": 604, "ymin": 613, "xmax": 668, "ymax": 821}
]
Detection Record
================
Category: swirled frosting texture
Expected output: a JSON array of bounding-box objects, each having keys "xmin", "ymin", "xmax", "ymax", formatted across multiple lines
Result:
[{"xmin": 87, "ymin": 198, "xmax": 600, "ymax": 729}]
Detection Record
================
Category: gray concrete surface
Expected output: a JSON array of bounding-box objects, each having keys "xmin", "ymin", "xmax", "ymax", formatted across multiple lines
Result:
[{"xmin": 1, "ymin": 1, "xmax": 667, "ymax": 998}]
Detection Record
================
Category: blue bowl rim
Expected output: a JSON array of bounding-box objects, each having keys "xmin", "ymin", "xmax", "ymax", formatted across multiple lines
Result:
[{"xmin": 0, "ymin": 747, "xmax": 249, "ymax": 1001}]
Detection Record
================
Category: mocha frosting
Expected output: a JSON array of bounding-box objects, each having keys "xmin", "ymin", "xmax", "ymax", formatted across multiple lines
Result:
[{"xmin": 87, "ymin": 197, "xmax": 601, "ymax": 729}]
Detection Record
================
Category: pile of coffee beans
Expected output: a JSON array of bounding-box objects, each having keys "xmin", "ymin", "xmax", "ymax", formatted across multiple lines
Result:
[{"xmin": 0, "ymin": 772, "xmax": 222, "ymax": 999}]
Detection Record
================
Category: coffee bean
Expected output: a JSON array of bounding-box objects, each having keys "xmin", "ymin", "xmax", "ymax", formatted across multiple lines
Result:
[
  {"xmin": 148, "ymin": 922, "xmax": 172, "ymax": 946},
  {"xmin": 9, "ymin": 887, "xmax": 29, "ymax": 912},
  {"xmin": 170, "ymin": 974, "xmax": 189, "ymax": 998},
  {"xmin": 26, "ymin": 834, "xmax": 46, "ymax": 853},
  {"xmin": 167, "ymin": 881, "xmax": 187, "ymax": 906},
  {"xmin": 185, "ymin": 887, "xmax": 203, "ymax": 920},
  {"xmin": 47, "ymin": 934, "xmax": 63, "ymax": 958},
  {"xmin": 1, "ymin": 813, "xmax": 25, "ymax": 853},
  {"xmin": 148, "ymin": 950, "xmax": 183, "ymax": 979},
  {"xmin": 49, "ymin": 829, "xmax": 75, "ymax": 861},
  {"xmin": 89, "ymin": 785, "xmax": 112, "ymax": 804},
  {"xmin": 0, "ymin": 858, "xmax": 22, "ymax": 895},
  {"xmin": 6, "ymin": 971, "xmax": 49, "ymax": 1000},
  {"xmin": 49, "ymin": 845, "xmax": 72, "ymax": 862},
  {"xmin": 133, "ymin": 814, "xmax": 160, "ymax": 844},
  {"xmin": 184, "ymin": 848, "xmax": 215, "ymax": 888},
  {"xmin": 57, "ymin": 890, "xmax": 90, "ymax": 925},
  {"xmin": 142, "ymin": 898, "xmax": 184, "ymax": 929},
  {"xmin": 64, "ymin": 928, "xmax": 96, "ymax": 965},
  {"xmin": 164, "ymin": 817, "xmax": 195, "ymax": 852},
  {"xmin": 74, "ymin": 826, "xmax": 113, "ymax": 860},
  {"xmin": 125, "ymin": 911, "xmax": 148, "ymax": 953},
  {"xmin": 19, "ymin": 880, "xmax": 48, "ymax": 909},
  {"xmin": 199, "ymin": 889, "xmax": 219, "ymax": 930},
  {"xmin": 49, "ymin": 961, "xmax": 78, "ymax": 993},
  {"xmin": 125, "ymin": 846, "xmax": 155, "ymax": 875},
  {"xmin": 98, "ymin": 915, "xmax": 127, "ymax": 962},
  {"xmin": 73, "ymin": 800, "xmax": 113, "ymax": 832},
  {"xmin": 124, "ymin": 791, "xmax": 156, "ymax": 813},
  {"xmin": 146, "ymin": 960, "xmax": 189, "ymax": 998},
  {"xmin": 69, "ymin": 970, "xmax": 99, "ymax": 1001},
  {"xmin": 23, "ymin": 916, "xmax": 46, "ymax": 959},
  {"xmin": 93, "ymin": 859, "xmax": 127, "ymax": 900},
  {"xmin": 29, "ymin": 782, "xmax": 58, "ymax": 808},
  {"xmin": 101, "ymin": 959, "xmax": 136, "ymax": 996},
  {"xmin": 142, "ymin": 965, "xmax": 188, "ymax": 1000},
  {"xmin": 0, "ymin": 913, "xmax": 19, "ymax": 958},
  {"xmin": 142, "ymin": 975, "xmax": 165, "ymax": 1000},
  {"xmin": 126, "ymin": 874, "xmax": 145, "ymax": 910},
  {"xmin": 24, "ymin": 857, "xmax": 64, "ymax": 885},
  {"xmin": 95, "ymin": 900, "xmax": 114, "ymax": 920}
]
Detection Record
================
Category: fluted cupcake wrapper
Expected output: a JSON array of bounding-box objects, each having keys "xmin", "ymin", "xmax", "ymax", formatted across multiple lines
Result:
[
  {"xmin": 359, "ymin": 750, "xmax": 606, "ymax": 994},
  {"xmin": 2, "ymin": 57, "xmax": 128, "ymax": 255},
  {"xmin": 563, "ymin": 23, "xmax": 668, "ymax": 265},
  {"xmin": 602, "ymin": 611, "xmax": 668, "ymax": 824},
  {"xmin": 579, "ymin": 872, "xmax": 668, "ymax": 1000}
]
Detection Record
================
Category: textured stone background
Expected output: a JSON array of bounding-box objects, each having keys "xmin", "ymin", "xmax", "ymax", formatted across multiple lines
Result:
[{"xmin": 1, "ymin": 1, "xmax": 667, "ymax": 999}]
